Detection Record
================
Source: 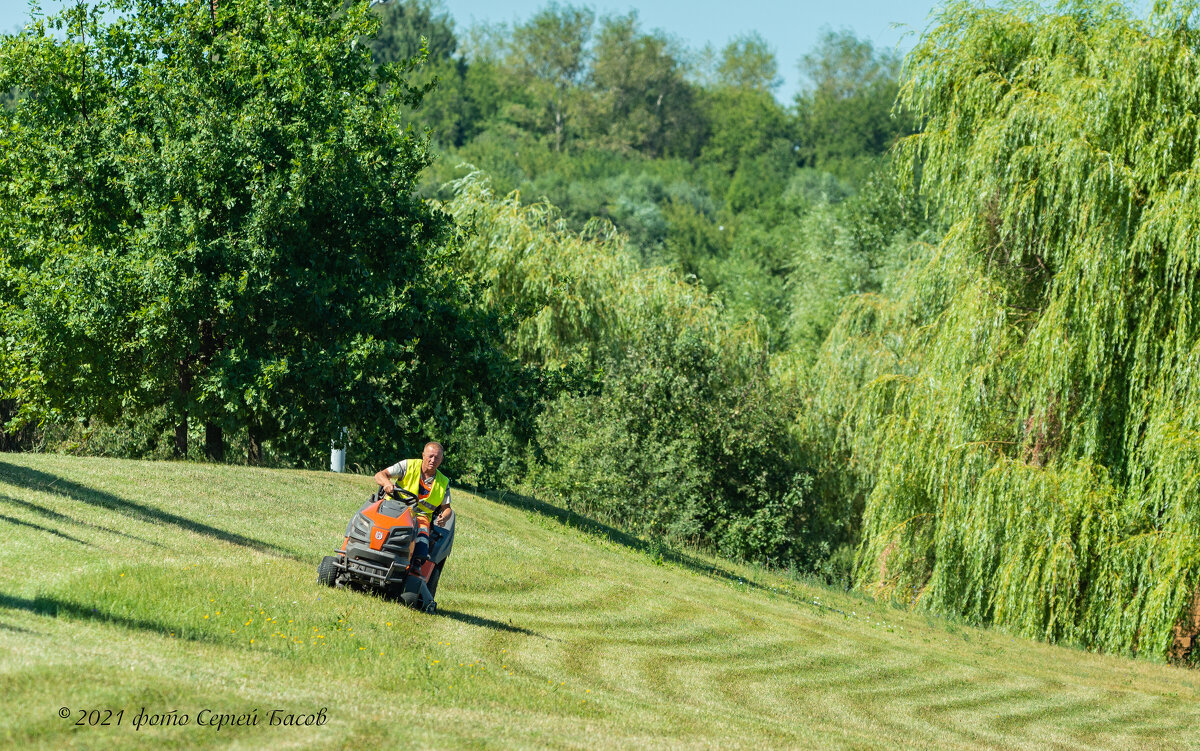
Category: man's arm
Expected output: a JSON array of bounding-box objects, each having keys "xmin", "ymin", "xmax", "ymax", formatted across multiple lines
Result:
[
  {"xmin": 373, "ymin": 460, "xmax": 406, "ymax": 494},
  {"xmin": 433, "ymin": 488, "xmax": 452, "ymax": 525},
  {"xmin": 373, "ymin": 469, "xmax": 394, "ymax": 494}
]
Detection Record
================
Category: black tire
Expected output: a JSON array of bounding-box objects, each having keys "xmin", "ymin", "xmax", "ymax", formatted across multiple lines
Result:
[
  {"xmin": 427, "ymin": 560, "xmax": 445, "ymax": 600},
  {"xmin": 317, "ymin": 555, "xmax": 339, "ymax": 587}
]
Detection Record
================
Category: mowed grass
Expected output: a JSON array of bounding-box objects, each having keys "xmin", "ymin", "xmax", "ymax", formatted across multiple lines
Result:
[{"xmin": 0, "ymin": 454, "xmax": 1197, "ymax": 750}]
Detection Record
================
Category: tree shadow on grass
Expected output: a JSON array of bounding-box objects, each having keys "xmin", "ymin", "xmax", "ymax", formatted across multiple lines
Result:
[
  {"xmin": 0, "ymin": 461, "xmax": 299, "ymax": 560},
  {"xmin": 0, "ymin": 591, "xmax": 216, "ymax": 645},
  {"xmin": 0, "ymin": 493, "xmax": 168, "ymax": 548},
  {"xmin": 0, "ymin": 513, "xmax": 92, "ymax": 546},
  {"xmin": 479, "ymin": 488, "xmax": 840, "ymax": 615},
  {"xmin": 436, "ymin": 608, "xmax": 552, "ymax": 639}
]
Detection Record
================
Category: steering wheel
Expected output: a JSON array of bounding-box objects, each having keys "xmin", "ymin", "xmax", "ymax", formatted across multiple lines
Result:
[{"xmin": 385, "ymin": 487, "xmax": 419, "ymax": 504}]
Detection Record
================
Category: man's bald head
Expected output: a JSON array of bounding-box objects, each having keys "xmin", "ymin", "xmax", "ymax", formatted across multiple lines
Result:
[{"xmin": 421, "ymin": 442, "xmax": 444, "ymax": 477}]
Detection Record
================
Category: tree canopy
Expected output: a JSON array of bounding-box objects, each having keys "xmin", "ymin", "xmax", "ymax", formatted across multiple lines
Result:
[
  {"xmin": 0, "ymin": 0, "xmax": 524, "ymax": 466},
  {"xmin": 814, "ymin": 0, "xmax": 1200, "ymax": 659}
]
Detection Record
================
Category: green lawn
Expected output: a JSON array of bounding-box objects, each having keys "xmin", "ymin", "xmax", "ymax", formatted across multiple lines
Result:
[{"xmin": 0, "ymin": 453, "xmax": 1196, "ymax": 750}]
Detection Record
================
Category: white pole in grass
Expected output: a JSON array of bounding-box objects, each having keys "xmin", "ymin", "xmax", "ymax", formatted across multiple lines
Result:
[{"xmin": 330, "ymin": 428, "xmax": 347, "ymax": 473}]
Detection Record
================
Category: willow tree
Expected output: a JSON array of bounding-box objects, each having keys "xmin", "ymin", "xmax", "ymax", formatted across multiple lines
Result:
[
  {"xmin": 821, "ymin": 0, "xmax": 1200, "ymax": 660},
  {"xmin": 441, "ymin": 172, "xmax": 820, "ymax": 561},
  {"xmin": 440, "ymin": 170, "xmax": 728, "ymax": 368}
]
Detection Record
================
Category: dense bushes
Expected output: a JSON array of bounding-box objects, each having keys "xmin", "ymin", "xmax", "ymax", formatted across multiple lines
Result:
[
  {"xmin": 534, "ymin": 327, "xmax": 813, "ymax": 562},
  {"xmin": 441, "ymin": 172, "xmax": 837, "ymax": 562}
]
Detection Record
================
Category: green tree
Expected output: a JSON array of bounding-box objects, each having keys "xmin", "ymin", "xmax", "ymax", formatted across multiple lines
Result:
[
  {"xmin": 699, "ymin": 86, "xmax": 791, "ymax": 177},
  {"xmin": 0, "ymin": 0, "xmax": 523, "ymax": 466},
  {"xmin": 587, "ymin": 12, "xmax": 703, "ymax": 158},
  {"xmin": 716, "ymin": 32, "xmax": 781, "ymax": 93},
  {"xmin": 508, "ymin": 3, "xmax": 593, "ymax": 152},
  {"xmin": 794, "ymin": 29, "xmax": 908, "ymax": 183},
  {"xmin": 812, "ymin": 0, "xmax": 1200, "ymax": 661},
  {"xmin": 368, "ymin": 0, "xmax": 457, "ymax": 66},
  {"xmin": 368, "ymin": 0, "xmax": 500, "ymax": 148},
  {"xmin": 443, "ymin": 172, "xmax": 814, "ymax": 562}
]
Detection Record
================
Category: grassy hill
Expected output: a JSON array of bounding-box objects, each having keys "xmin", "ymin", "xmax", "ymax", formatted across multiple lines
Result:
[{"xmin": 0, "ymin": 454, "xmax": 1197, "ymax": 750}]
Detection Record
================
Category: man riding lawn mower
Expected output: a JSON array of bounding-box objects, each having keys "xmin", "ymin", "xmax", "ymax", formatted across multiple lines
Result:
[{"xmin": 317, "ymin": 442, "xmax": 455, "ymax": 613}]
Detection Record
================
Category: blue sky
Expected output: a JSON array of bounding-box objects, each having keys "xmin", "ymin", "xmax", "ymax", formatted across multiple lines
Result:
[{"xmin": 1, "ymin": 0, "xmax": 944, "ymax": 100}]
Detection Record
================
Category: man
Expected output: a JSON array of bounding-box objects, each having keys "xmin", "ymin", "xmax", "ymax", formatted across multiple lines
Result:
[{"xmin": 373, "ymin": 441, "xmax": 452, "ymax": 567}]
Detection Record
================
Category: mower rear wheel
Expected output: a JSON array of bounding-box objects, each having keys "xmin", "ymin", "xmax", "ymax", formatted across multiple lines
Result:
[{"xmin": 317, "ymin": 555, "xmax": 339, "ymax": 587}]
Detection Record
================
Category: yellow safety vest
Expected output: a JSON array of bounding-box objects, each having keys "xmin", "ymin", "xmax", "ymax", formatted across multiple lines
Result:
[{"xmin": 397, "ymin": 460, "xmax": 448, "ymax": 518}]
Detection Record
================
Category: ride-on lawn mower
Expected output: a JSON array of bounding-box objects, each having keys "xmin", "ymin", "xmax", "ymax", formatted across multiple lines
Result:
[{"xmin": 317, "ymin": 487, "xmax": 455, "ymax": 613}]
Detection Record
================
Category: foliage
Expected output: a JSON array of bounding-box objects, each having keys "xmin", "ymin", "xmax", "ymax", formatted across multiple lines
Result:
[
  {"xmin": 508, "ymin": 2, "xmax": 593, "ymax": 153},
  {"xmin": 822, "ymin": 0, "xmax": 1200, "ymax": 659},
  {"xmin": 0, "ymin": 0, "xmax": 525, "ymax": 468},
  {"xmin": 715, "ymin": 32, "xmax": 782, "ymax": 93},
  {"xmin": 368, "ymin": 0, "xmax": 458, "ymax": 66},
  {"xmin": 407, "ymin": 6, "xmax": 711, "ymax": 160},
  {"xmin": 0, "ymin": 0, "xmax": 922, "ymax": 583},
  {"xmin": 795, "ymin": 29, "xmax": 911, "ymax": 183},
  {"xmin": 439, "ymin": 172, "xmax": 829, "ymax": 563},
  {"xmin": 532, "ymin": 325, "xmax": 820, "ymax": 564},
  {"xmin": 785, "ymin": 168, "xmax": 925, "ymax": 358},
  {"xmin": 365, "ymin": 1, "xmax": 487, "ymax": 147},
  {"xmin": 440, "ymin": 170, "xmax": 723, "ymax": 367},
  {"xmin": 698, "ymin": 86, "xmax": 791, "ymax": 177},
  {"xmin": 586, "ymin": 12, "xmax": 703, "ymax": 158}
]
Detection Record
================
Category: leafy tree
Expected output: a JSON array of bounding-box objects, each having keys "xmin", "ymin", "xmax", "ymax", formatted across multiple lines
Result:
[
  {"xmin": 0, "ymin": 0, "xmax": 523, "ymax": 467},
  {"xmin": 367, "ymin": 0, "xmax": 493, "ymax": 148},
  {"xmin": 815, "ymin": 0, "xmax": 1200, "ymax": 660},
  {"xmin": 508, "ymin": 2, "xmax": 593, "ymax": 152},
  {"xmin": 794, "ymin": 29, "xmax": 908, "ymax": 183},
  {"xmin": 535, "ymin": 323, "xmax": 815, "ymax": 563},
  {"xmin": 368, "ymin": 0, "xmax": 457, "ymax": 66},
  {"xmin": 443, "ymin": 173, "xmax": 812, "ymax": 561},
  {"xmin": 698, "ymin": 86, "xmax": 791, "ymax": 178},
  {"xmin": 588, "ymin": 12, "xmax": 703, "ymax": 158},
  {"xmin": 716, "ymin": 32, "xmax": 781, "ymax": 93},
  {"xmin": 696, "ymin": 33, "xmax": 791, "ymax": 190},
  {"xmin": 441, "ymin": 170, "xmax": 722, "ymax": 367}
]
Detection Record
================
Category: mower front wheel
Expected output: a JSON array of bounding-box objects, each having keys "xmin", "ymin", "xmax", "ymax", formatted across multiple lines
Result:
[{"xmin": 317, "ymin": 555, "xmax": 340, "ymax": 587}]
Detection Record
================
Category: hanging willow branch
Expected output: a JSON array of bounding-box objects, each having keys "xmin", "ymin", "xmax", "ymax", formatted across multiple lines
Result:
[{"xmin": 813, "ymin": 0, "xmax": 1200, "ymax": 660}]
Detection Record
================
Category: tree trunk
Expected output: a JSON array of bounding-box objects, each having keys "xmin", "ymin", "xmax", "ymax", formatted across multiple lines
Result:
[
  {"xmin": 247, "ymin": 422, "xmax": 262, "ymax": 466},
  {"xmin": 0, "ymin": 400, "xmax": 34, "ymax": 452},
  {"xmin": 205, "ymin": 422, "xmax": 224, "ymax": 462},
  {"xmin": 197, "ymin": 319, "xmax": 222, "ymax": 461},
  {"xmin": 174, "ymin": 415, "xmax": 188, "ymax": 458},
  {"xmin": 175, "ymin": 359, "xmax": 192, "ymax": 458}
]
